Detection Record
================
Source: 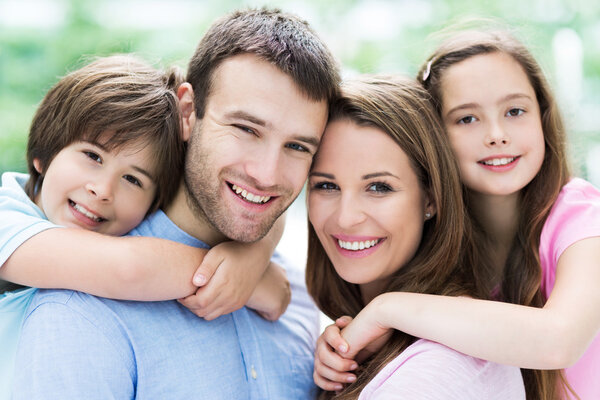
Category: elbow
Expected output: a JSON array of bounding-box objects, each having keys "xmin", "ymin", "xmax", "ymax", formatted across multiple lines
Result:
[{"xmin": 539, "ymin": 319, "xmax": 586, "ymax": 369}]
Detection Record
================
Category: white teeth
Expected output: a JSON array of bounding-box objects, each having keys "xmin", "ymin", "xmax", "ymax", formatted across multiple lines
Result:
[
  {"xmin": 482, "ymin": 157, "xmax": 516, "ymax": 166},
  {"xmin": 231, "ymin": 184, "xmax": 271, "ymax": 204},
  {"xmin": 337, "ymin": 239, "xmax": 380, "ymax": 251},
  {"xmin": 72, "ymin": 202, "xmax": 102, "ymax": 222}
]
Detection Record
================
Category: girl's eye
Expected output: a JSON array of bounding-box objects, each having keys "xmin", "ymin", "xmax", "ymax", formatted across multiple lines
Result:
[
  {"xmin": 84, "ymin": 151, "xmax": 102, "ymax": 163},
  {"xmin": 312, "ymin": 181, "xmax": 338, "ymax": 191},
  {"xmin": 367, "ymin": 182, "xmax": 393, "ymax": 193},
  {"xmin": 457, "ymin": 115, "xmax": 477, "ymax": 125},
  {"xmin": 123, "ymin": 175, "xmax": 142, "ymax": 187},
  {"xmin": 506, "ymin": 108, "xmax": 524, "ymax": 117}
]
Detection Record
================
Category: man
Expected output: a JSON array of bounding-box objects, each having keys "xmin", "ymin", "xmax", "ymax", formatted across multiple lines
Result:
[{"xmin": 13, "ymin": 9, "xmax": 339, "ymax": 399}]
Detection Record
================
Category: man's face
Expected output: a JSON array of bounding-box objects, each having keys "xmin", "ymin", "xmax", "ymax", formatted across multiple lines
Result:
[{"xmin": 184, "ymin": 53, "xmax": 328, "ymax": 242}]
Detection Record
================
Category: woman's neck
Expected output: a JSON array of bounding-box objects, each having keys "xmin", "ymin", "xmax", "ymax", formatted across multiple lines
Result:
[{"xmin": 469, "ymin": 191, "xmax": 520, "ymax": 274}]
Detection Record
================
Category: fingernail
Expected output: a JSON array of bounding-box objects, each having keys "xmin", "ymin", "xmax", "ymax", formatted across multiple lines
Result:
[
  {"xmin": 193, "ymin": 274, "xmax": 206, "ymax": 286},
  {"xmin": 338, "ymin": 344, "xmax": 348, "ymax": 353},
  {"xmin": 335, "ymin": 384, "xmax": 343, "ymax": 391},
  {"xmin": 350, "ymin": 363, "xmax": 358, "ymax": 370},
  {"xmin": 346, "ymin": 375, "xmax": 356, "ymax": 383}
]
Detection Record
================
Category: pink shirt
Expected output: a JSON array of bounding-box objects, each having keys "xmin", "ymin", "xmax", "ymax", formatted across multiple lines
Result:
[
  {"xmin": 539, "ymin": 178, "xmax": 600, "ymax": 399},
  {"xmin": 359, "ymin": 339, "xmax": 525, "ymax": 399}
]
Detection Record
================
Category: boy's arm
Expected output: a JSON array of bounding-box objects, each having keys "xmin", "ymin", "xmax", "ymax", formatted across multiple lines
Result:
[
  {"xmin": 178, "ymin": 214, "xmax": 289, "ymax": 320},
  {"xmin": 338, "ymin": 237, "xmax": 600, "ymax": 370},
  {"xmin": 0, "ymin": 227, "xmax": 205, "ymax": 300}
]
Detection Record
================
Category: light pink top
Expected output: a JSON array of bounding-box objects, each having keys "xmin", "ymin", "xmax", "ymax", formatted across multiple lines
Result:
[
  {"xmin": 359, "ymin": 339, "xmax": 525, "ymax": 399},
  {"xmin": 539, "ymin": 178, "xmax": 600, "ymax": 399}
]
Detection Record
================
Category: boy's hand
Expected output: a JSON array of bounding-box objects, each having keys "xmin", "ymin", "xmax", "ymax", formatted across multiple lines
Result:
[
  {"xmin": 314, "ymin": 317, "xmax": 358, "ymax": 392},
  {"xmin": 178, "ymin": 241, "xmax": 268, "ymax": 320},
  {"xmin": 245, "ymin": 261, "xmax": 291, "ymax": 321}
]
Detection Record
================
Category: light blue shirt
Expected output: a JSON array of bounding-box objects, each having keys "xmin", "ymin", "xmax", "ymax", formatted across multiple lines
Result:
[{"xmin": 13, "ymin": 210, "xmax": 320, "ymax": 399}]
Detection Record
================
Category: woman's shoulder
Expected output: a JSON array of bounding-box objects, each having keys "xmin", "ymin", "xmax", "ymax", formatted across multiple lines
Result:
[{"xmin": 359, "ymin": 339, "xmax": 525, "ymax": 400}]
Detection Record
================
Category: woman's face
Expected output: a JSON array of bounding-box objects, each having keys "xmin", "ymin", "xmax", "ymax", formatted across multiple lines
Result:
[{"xmin": 308, "ymin": 119, "xmax": 433, "ymax": 299}]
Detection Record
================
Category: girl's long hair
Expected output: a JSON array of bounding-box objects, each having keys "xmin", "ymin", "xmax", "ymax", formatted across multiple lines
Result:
[
  {"xmin": 418, "ymin": 30, "xmax": 573, "ymax": 400},
  {"xmin": 306, "ymin": 75, "xmax": 488, "ymax": 399}
]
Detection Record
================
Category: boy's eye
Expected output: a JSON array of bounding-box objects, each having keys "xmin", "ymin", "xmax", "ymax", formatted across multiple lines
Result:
[
  {"xmin": 312, "ymin": 181, "xmax": 338, "ymax": 191},
  {"xmin": 286, "ymin": 142, "xmax": 309, "ymax": 153},
  {"xmin": 367, "ymin": 182, "xmax": 393, "ymax": 193},
  {"xmin": 84, "ymin": 151, "xmax": 102, "ymax": 163},
  {"xmin": 457, "ymin": 115, "xmax": 477, "ymax": 125},
  {"xmin": 506, "ymin": 108, "xmax": 525, "ymax": 117},
  {"xmin": 123, "ymin": 175, "xmax": 142, "ymax": 187}
]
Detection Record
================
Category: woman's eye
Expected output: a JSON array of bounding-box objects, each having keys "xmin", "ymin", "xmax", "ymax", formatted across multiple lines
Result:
[
  {"xmin": 368, "ymin": 182, "xmax": 393, "ymax": 193},
  {"xmin": 123, "ymin": 175, "xmax": 142, "ymax": 187},
  {"xmin": 84, "ymin": 151, "xmax": 102, "ymax": 163},
  {"xmin": 457, "ymin": 115, "xmax": 477, "ymax": 125},
  {"xmin": 312, "ymin": 181, "xmax": 338, "ymax": 191},
  {"xmin": 506, "ymin": 108, "xmax": 524, "ymax": 117}
]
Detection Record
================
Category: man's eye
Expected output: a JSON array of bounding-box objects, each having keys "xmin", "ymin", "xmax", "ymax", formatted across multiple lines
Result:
[
  {"xmin": 367, "ymin": 182, "xmax": 393, "ymax": 193},
  {"xmin": 506, "ymin": 108, "xmax": 525, "ymax": 117},
  {"xmin": 457, "ymin": 115, "xmax": 477, "ymax": 125},
  {"xmin": 84, "ymin": 151, "xmax": 102, "ymax": 163},
  {"xmin": 235, "ymin": 125, "xmax": 256, "ymax": 135},
  {"xmin": 286, "ymin": 142, "xmax": 308, "ymax": 152},
  {"xmin": 124, "ymin": 175, "xmax": 142, "ymax": 187}
]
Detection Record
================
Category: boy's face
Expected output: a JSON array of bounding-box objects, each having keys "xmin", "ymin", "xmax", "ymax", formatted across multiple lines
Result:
[
  {"xmin": 183, "ymin": 53, "xmax": 328, "ymax": 243},
  {"xmin": 34, "ymin": 138, "xmax": 157, "ymax": 236}
]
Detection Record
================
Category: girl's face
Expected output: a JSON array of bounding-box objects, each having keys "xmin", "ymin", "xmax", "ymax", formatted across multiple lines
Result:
[
  {"xmin": 35, "ymin": 138, "xmax": 157, "ymax": 236},
  {"xmin": 440, "ymin": 51, "xmax": 545, "ymax": 197},
  {"xmin": 308, "ymin": 119, "xmax": 433, "ymax": 299}
]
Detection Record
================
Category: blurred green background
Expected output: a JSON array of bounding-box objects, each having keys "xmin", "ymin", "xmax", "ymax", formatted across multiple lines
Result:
[{"xmin": 1, "ymin": 0, "xmax": 600, "ymax": 184}]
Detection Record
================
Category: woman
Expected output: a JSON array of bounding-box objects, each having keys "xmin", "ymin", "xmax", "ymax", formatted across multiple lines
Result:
[{"xmin": 306, "ymin": 75, "xmax": 525, "ymax": 399}]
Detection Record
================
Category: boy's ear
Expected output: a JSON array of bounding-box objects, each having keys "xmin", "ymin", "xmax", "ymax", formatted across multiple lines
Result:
[
  {"xmin": 177, "ymin": 82, "xmax": 196, "ymax": 143},
  {"xmin": 33, "ymin": 158, "xmax": 43, "ymax": 174}
]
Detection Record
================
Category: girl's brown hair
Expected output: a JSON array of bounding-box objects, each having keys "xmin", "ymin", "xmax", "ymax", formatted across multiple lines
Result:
[
  {"xmin": 306, "ymin": 75, "xmax": 485, "ymax": 399},
  {"xmin": 418, "ymin": 30, "xmax": 573, "ymax": 400},
  {"xmin": 26, "ymin": 54, "xmax": 186, "ymax": 213}
]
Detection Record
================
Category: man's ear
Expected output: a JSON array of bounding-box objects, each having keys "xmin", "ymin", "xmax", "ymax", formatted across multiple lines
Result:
[
  {"xmin": 33, "ymin": 158, "xmax": 43, "ymax": 174},
  {"xmin": 177, "ymin": 82, "xmax": 196, "ymax": 142}
]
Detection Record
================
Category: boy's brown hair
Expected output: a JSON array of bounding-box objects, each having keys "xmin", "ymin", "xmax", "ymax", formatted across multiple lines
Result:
[{"xmin": 26, "ymin": 55, "xmax": 185, "ymax": 212}]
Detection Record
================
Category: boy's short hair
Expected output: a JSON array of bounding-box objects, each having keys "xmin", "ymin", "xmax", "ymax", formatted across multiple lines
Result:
[
  {"xmin": 186, "ymin": 7, "xmax": 340, "ymax": 119},
  {"xmin": 26, "ymin": 55, "xmax": 185, "ymax": 212}
]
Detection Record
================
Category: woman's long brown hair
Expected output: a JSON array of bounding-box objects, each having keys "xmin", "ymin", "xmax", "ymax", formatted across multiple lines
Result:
[
  {"xmin": 306, "ymin": 75, "xmax": 489, "ymax": 399},
  {"xmin": 418, "ymin": 30, "xmax": 573, "ymax": 400}
]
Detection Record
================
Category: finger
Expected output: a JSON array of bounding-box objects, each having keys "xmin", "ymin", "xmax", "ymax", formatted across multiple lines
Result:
[
  {"xmin": 314, "ymin": 358, "xmax": 356, "ymax": 386},
  {"xmin": 177, "ymin": 296, "xmax": 209, "ymax": 318},
  {"xmin": 335, "ymin": 315, "xmax": 353, "ymax": 328},
  {"xmin": 323, "ymin": 324, "xmax": 350, "ymax": 355},
  {"xmin": 316, "ymin": 340, "xmax": 357, "ymax": 372},
  {"xmin": 192, "ymin": 251, "xmax": 224, "ymax": 286},
  {"xmin": 313, "ymin": 369, "xmax": 344, "ymax": 392}
]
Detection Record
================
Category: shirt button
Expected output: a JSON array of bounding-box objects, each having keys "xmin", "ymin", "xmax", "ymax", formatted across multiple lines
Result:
[{"xmin": 251, "ymin": 365, "xmax": 258, "ymax": 379}]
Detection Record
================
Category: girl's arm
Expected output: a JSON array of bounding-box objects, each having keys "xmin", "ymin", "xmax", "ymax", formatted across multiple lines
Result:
[
  {"xmin": 177, "ymin": 214, "xmax": 290, "ymax": 320},
  {"xmin": 338, "ymin": 236, "xmax": 600, "ymax": 370},
  {"xmin": 0, "ymin": 227, "xmax": 205, "ymax": 300}
]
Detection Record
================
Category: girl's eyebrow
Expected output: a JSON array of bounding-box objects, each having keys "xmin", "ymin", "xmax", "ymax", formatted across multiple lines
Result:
[
  {"xmin": 362, "ymin": 172, "xmax": 399, "ymax": 180},
  {"xmin": 445, "ymin": 93, "xmax": 534, "ymax": 117},
  {"xmin": 309, "ymin": 171, "xmax": 334, "ymax": 179}
]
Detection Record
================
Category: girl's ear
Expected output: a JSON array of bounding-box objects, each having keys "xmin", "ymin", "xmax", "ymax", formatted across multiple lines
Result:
[
  {"xmin": 177, "ymin": 82, "xmax": 196, "ymax": 142},
  {"xmin": 424, "ymin": 191, "xmax": 437, "ymax": 221},
  {"xmin": 33, "ymin": 158, "xmax": 43, "ymax": 174}
]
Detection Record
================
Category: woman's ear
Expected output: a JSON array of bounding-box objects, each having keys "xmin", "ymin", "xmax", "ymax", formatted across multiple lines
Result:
[
  {"xmin": 424, "ymin": 192, "xmax": 437, "ymax": 221},
  {"xmin": 33, "ymin": 158, "xmax": 43, "ymax": 174},
  {"xmin": 177, "ymin": 82, "xmax": 196, "ymax": 142}
]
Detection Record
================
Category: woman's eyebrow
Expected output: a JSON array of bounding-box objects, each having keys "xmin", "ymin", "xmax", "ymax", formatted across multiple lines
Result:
[
  {"xmin": 362, "ymin": 172, "xmax": 400, "ymax": 180},
  {"xmin": 309, "ymin": 171, "xmax": 334, "ymax": 179}
]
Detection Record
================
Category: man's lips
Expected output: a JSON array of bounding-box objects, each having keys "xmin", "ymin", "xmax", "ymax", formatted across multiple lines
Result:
[{"xmin": 227, "ymin": 182, "xmax": 275, "ymax": 205}]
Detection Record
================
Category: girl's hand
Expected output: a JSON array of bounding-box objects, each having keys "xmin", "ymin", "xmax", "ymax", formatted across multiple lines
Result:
[
  {"xmin": 341, "ymin": 295, "xmax": 394, "ymax": 362},
  {"xmin": 178, "ymin": 241, "xmax": 268, "ymax": 320},
  {"xmin": 314, "ymin": 316, "xmax": 358, "ymax": 392}
]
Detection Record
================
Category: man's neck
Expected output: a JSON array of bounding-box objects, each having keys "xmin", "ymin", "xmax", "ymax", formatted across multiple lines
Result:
[{"xmin": 164, "ymin": 183, "xmax": 228, "ymax": 247}]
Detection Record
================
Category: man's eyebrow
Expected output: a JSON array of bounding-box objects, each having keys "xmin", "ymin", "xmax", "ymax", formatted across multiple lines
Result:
[
  {"xmin": 294, "ymin": 135, "xmax": 320, "ymax": 148},
  {"xmin": 309, "ymin": 171, "xmax": 334, "ymax": 179},
  {"xmin": 225, "ymin": 110, "xmax": 268, "ymax": 127},
  {"xmin": 362, "ymin": 172, "xmax": 400, "ymax": 180}
]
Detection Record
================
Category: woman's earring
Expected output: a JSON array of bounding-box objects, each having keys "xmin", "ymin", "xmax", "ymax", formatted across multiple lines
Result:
[{"xmin": 425, "ymin": 212, "xmax": 432, "ymax": 219}]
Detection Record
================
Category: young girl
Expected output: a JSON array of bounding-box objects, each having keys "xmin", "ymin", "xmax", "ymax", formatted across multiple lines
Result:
[
  {"xmin": 307, "ymin": 75, "xmax": 524, "ymax": 399},
  {"xmin": 0, "ymin": 55, "xmax": 289, "ymax": 393},
  {"xmin": 315, "ymin": 30, "xmax": 600, "ymax": 399}
]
